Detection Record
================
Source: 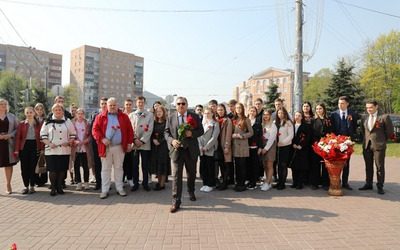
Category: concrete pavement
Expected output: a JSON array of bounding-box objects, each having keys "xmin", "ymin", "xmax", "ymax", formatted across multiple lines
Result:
[{"xmin": 0, "ymin": 155, "xmax": 399, "ymax": 249}]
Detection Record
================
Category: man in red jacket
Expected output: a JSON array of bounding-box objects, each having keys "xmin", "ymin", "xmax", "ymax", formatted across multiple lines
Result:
[{"xmin": 92, "ymin": 97, "xmax": 134, "ymax": 199}]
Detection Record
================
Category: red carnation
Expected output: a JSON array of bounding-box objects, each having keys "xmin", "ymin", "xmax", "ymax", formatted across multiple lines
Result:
[
  {"xmin": 186, "ymin": 115, "xmax": 197, "ymax": 128},
  {"xmin": 375, "ymin": 121, "xmax": 380, "ymax": 129}
]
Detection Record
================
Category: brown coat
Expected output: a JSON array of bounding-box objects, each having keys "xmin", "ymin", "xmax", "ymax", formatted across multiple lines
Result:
[
  {"xmin": 361, "ymin": 113, "xmax": 394, "ymax": 150},
  {"xmin": 232, "ymin": 118, "xmax": 254, "ymax": 158},
  {"xmin": 219, "ymin": 118, "xmax": 233, "ymax": 162}
]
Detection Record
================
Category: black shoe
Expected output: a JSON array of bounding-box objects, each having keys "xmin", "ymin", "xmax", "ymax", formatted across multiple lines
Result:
[
  {"xmin": 311, "ymin": 185, "xmax": 319, "ymax": 190},
  {"xmin": 131, "ymin": 184, "xmax": 139, "ymax": 192},
  {"xmin": 322, "ymin": 186, "xmax": 329, "ymax": 191},
  {"xmin": 359, "ymin": 184, "xmax": 373, "ymax": 191},
  {"xmin": 143, "ymin": 185, "xmax": 151, "ymax": 191},
  {"xmin": 342, "ymin": 184, "xmax": 353, "ymax": 190},
  {"xmin": 57, "ymin": 187, "xmax": 64, "ymax": 194},
  {"xmin": 277, "ymin": 185, "xmax": 286, "ymax": 190},
  {"xmin": 94, "ymin": 185, "xmax": 101, "ymax": 191},
  {"xmin": 170, "ymin": 201, "xmax": 181, "ymax": 213},
  {"xmin": 272, "ymin": 184, "xmax": 279, "ymax": 189},
  {"xmin": 50, "ymin": 189, "xmax": 57, "ymax": 196},
  {"xmin": 377, "ymin": 187, "xmax": 385, "ymax": 195},
  {"xmin": 234, "ymin": 186, "xmax": 246, "ymax": 192},
  {"xmin": 217, "ymin": 184, "xmax": 227, "ymax": 190},
  {"xmin": 189, "ymin": 192, "xmax": 196, "ymax": 201},
  {"xmin": 246, "ymin": 184, "xmax": 256, "ymax": 190},
  {"xmin": 296, "ymin": 184, "xmax": 303, "ymax": 190},
  {"xmin": 290, "ymin": 184, "xmax": 297, "ymax": 189}
]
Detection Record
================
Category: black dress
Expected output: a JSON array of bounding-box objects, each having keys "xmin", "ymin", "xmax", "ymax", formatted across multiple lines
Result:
[
  {"xmin": 0, "ymin": 116, "xmax": 11, "ymax": 167},
  {"xmin": 290, "ymin": 123, "xmax": 312, "ymax": 187},
  {"xmin": 150, "ymin": 121, "xmax": 169, "ymax": 176}
]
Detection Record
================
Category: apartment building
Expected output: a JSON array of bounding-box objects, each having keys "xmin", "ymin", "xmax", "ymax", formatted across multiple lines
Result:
[{"xmin": 70, "ymin": 45, "xmax": 144, "ymax": 113}]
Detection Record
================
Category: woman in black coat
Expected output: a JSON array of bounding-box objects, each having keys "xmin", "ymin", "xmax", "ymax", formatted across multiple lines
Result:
[
  {"xmin": 290, "ymin": 111, "xmax": 312, "ymax": 189},
  {"xmin": 311, "ymin": 103, "xmax": 334, "ymax": 190}
]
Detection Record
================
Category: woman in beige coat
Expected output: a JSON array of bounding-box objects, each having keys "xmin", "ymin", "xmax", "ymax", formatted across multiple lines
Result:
[
  {"xmin": 232, "ymin": 103, "xmax": 253, "ymax": 192},
  {"xmin": 215, "ymin": 104, "xmax": 233, "ymax": 190}
]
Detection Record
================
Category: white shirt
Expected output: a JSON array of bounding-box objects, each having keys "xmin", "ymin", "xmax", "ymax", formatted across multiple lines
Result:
[
  {"xmin": 339, "ymin": 109, "xmax": 348, "ymax": 119},
  {"xmin": 178, "ymin": 111, "xmax": 188, "ymax": 125}
]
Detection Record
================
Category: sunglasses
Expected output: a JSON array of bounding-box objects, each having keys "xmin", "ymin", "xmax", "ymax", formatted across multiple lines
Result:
[{"xmin": 177, "ymin": 103, "xmax": 186, "ymax": 106}]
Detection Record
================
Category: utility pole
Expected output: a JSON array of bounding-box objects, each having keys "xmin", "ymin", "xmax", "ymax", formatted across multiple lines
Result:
[{"xmin": 293, "ymin": 0, "xmax": 304, "ymax": 113}]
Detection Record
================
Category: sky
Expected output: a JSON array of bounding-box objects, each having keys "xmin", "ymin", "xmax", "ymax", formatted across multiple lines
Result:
[{"xmin": 0, "ymin": 0, "xmax": 399, "ymax": 106}]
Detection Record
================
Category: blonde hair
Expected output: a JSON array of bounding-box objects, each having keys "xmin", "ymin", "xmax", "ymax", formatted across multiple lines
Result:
[
  {"xmin": 51, "ymin": 103, "xmax": 64, "ymax": 112},
  {"xmin": 0, "ymin": 98, "xmax": 10, "ymax": 112}
]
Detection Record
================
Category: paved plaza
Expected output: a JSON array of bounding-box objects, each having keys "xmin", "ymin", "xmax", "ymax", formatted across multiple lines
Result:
[{"xmin": 0, "ymin": 155, "xmax": 399, "ymax": 250}]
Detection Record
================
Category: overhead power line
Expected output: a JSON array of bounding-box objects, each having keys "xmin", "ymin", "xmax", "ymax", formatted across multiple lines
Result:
[
  {"xmin": 0, "ymin": 0, "xmax": 285, "ymax": 13},
  {"xmin": 333, "ymin": 0, "xmax": 400, "ymax": 19}
]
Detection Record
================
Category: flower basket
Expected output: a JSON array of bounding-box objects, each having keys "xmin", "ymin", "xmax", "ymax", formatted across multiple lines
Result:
[
  {"xmin": 324, "ymin": 160, "xmax": 346, "ymax": 196},
  {"xmin": 312, "ymin": 133, "xmax": 354, "ymax": 196}
]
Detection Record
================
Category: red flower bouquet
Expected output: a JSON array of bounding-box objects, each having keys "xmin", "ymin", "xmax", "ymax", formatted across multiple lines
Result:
[
  {"xmin": 312, "ymin": 133, "xmax": 354, "ymax": 161},
  {"xmin": 312, "ymin": 133, "xmax": 355, "ymax": 196},
  {"xmin": 178, "ymin": 115, "xmax": 197, "ymax": 141}
]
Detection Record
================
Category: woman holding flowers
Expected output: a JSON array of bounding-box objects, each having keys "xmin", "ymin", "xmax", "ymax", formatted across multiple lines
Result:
[
  {"xmin": 274, "ymin": 107, "xmax": 294, "ymax": 190},
  {"xmin": 231, "ymin": 103, "xmax": 253, "ymax": 192},
  {"xmin": 311, "ymin": 103, "xmax": 334, "ymax": 190},
  {"xmin": 150, "ymin": 105, "xmax": 169, "ymax": 190},
  {"xmin": 215, "ymin": 104, "xmax": 233, "ymax": 190},
  {"xmin": 290, "ymin": 111, "xmax": 312, "ymax": 189}
]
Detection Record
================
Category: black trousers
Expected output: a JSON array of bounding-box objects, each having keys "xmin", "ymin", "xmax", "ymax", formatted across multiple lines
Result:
[
  {"xmin": 311, "ymin": 153, "xmax": 329, "ymax": 187},
  {"xmin": 132, "ymin": 150, "xmax": 150, "ymax": 187},
  {"xmin": 234, "ymin": 157, "xmax": 247, "ymax": 187},
  {"xmin": 123, "ymin": 151, "xmax": 133, "ymax": 181},
  {"xmin": 91, "ymin": 140, "xmax": 102, "ymax": 188},
  {"xmin": 171, "ymin": 148, "xmax": 196, "ymax": 203},
  {"xmin": 246, "ymin": 148, "xmax": 260, "ymax": 186},
  {"xmin": 200, "ymin": 155, "xmax": 216, "ymax": 187},
  {"xmin": 341, "ymin": 158, "xmax": 350, "ymax": 185},
  {"xmin": 277, "ymin": 145, "xmax": 291, "ymax": 186},
  {"xmin": 363, "ymin": 146, "xmax": 386, "ymax": 188},
  {"xmin": 19, "ymin": 140, "xmax": 38, "ymax": 188},
  {"xmin": 74, "ymin": 152, "xmax": 89, "ymax": 183}
]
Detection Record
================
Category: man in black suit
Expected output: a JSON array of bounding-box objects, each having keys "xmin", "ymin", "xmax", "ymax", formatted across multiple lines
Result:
[
  {"xmin": 330, "ymin": 96, "xmax": 359, "ymax": 190},
  {"xmin": 165, "ymin": 97, "xmax": 204, "ymax": 213}
]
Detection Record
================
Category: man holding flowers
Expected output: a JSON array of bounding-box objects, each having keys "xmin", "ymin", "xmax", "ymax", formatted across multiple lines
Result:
[{"xmin": 165, "ymin": 96, "xmax": 203, "ymax": 213}]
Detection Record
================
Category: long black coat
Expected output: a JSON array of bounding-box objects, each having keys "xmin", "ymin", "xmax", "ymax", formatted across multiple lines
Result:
[{"xmin": 290, "ymin": 123, "xmax": 312, "ymax": 170}]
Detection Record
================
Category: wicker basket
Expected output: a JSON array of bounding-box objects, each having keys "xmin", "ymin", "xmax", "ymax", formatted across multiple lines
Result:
[{"xmin": 324, "ymin": 160, "xmax": 346, "ymax": 196}]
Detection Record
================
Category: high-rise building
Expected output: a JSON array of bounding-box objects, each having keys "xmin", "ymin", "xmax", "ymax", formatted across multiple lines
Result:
[
  {"xmin": 70, "ymin": 45, "xmax": 144, "ymax": 113},
  {"xmin": 233, "ymin": 67, "xmax": 309, "ymax": 113},
  {"xmin": 0, "ymin": 43, "xmax": 62, "ymax": 89}
]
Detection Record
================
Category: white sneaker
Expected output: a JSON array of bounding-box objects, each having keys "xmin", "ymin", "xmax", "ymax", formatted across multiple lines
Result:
[
  {"xmin": 76, "ymin": 183, "xmax": 83, "ymax": 191},
  {"xmin": 83, "ymin": 182, "xmax": 90, "ymax": 190},
  {"xmin": 117, "ymin": 189, "xmax": 127, "ymax": 197},
  {"xmin": 200, "ymin": 185, "xmax": 207, "ymax": 192},
  {"xmin": 128, "ymin": 180, "xmax": 134, "ymax": 187},
  {"xmin": 261, "ymin": 183, "xmax": 270, "ymax": 191},
  {"xmin": 99, "ymin": 192, "xmax": 108, "ymax": 199},
  {"xmin": 204, "ymin": 186, "xmax": 213, "ymax": 192},
  {"xmin": 89, "ymin": 176, "xmax": 96, "ymax": 183}
]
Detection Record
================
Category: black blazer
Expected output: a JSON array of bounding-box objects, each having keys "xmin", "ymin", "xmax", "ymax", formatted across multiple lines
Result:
[
  {"xmin": 330, "ymin": 109, "xmax": 358, "ymax": 139},
  {"xmin": 312, "ymin": 117, "xmax": 334, "ymax": 142},
  {"xmin": 164, "ymin": 111, "xmax": 204, "ymax": 161}
]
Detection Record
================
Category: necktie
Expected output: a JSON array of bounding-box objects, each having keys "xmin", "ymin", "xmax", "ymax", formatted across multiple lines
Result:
[
  {"xmin": 368, "ymin": 115, "xmax": 374, "ymax": 130},
  {"xmin": 342, "ymin": 112, "xmax": 346, "ymax": 121},
  {"xmin": 180, "ymin": 115, "xmax": 185, "ymax": 125}
]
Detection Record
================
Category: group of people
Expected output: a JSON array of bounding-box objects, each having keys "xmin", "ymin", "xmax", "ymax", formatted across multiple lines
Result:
[{"xmin": 0, "ymin": 93, "xmax": 394, "ymax": 213}]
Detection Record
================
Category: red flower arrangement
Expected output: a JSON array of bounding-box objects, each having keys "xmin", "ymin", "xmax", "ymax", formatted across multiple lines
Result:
[
  {"xmin": 10, "ymin": 243, "xmax": 17, "ymax": 250},
  {"xmin": 312, "ymin": 133, "xmax": 354, "ymax": 161},
  {"xmin": 177, "ymin": 114, "xmax": 197, "ymax": 141}
]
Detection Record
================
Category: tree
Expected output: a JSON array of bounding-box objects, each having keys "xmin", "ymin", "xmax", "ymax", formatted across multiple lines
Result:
[
  {"xmin": 323, "ymin": 59, "xmax": 365, "ymax": 114},
  {"xmin": 31, "ymin": 86, "xmax": 49, "ymax": 113},
  {"xmin": 303, "ymin": 68, "xmax": 332, "ymax": 105},
  {"xmin": 264, "ymin": 80, "xmax": 280, "ymax": 109},
  {"xmin": 63, "ymin": 84, "xmax": 79, "ymax": 108},
  {"xmin": 360, "ymin": 30, "xmax": 400, "ymax": 113},
  {"xmin": 0, "ymin": 71, "xmax": 24, "ymax": 115}
]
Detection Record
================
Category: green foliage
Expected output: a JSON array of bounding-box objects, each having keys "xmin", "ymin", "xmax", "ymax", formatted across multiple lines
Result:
[
  {"xmin": 304, "ymin": 68, "xmax": 332, "ymax": 106},
  {"xmin": 264, "ymin": 81, "xmax": 280, "ymax": 109},
  {"xmin": 63, "ymin": 84, "xmax": 79, "ymax": 108},
  {"xmin": 323, "ymin": 59, "xmax": 365, "ymax": 114},
  {"xmin": 0, "ymin": 71, "xmax": 25, "ymax": 116},
  {"xmin": 360, "ymin": 30, "xmax": 400, "ymax": 113}
]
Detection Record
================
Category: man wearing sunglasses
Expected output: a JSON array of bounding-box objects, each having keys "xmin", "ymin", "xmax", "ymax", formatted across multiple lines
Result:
[{"xmin": 165, "ymin": 97, "xmax": 204, "ymax": 213}]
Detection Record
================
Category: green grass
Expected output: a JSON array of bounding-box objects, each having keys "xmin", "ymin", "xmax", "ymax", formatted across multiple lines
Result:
[{"xmin": 353, "ymin": 142, "xmax": 400, "ymax": 157}]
